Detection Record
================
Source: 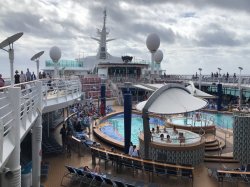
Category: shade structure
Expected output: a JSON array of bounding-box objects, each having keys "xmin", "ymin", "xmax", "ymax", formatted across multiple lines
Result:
[
  {"xmin": 133, "ymin": 84, "xmax": 155, "ymax": 92},
  {"xmin": 136, "ymin": 83, "xmax": 208, "ymax": 114},
  {"xmin": 186, "ymin": 81, "xmax": 216, "ymax": 98}
]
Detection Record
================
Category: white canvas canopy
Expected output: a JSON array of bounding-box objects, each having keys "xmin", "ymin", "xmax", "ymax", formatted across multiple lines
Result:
[
  {"xmin": 136, "ymin": 85, "xmax": 208, "ymax": 114},
  {"xmin": 133, "ymin": 84, "xmax": 155, "ymax": 92},
  {"xmin": 186, "ymin": 81, "xmax": 216, "ymax": 98}
]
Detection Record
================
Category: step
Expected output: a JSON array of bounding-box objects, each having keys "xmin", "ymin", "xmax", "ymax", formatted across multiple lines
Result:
[
  {"xmin": 205, "ymin": 138, "xmax": 217, "ymax": 144},
  {"xmin": 205, "ymin": 143, "xmax": 225, "ymax": 151},
  {"xmin": 204, "ymin": 155, "xmax": 234, "ymax": 159},
  {"xmin": 205, "ymin": 142, "xmax": 219, "ymax": 147},
  {"xmin": 204, "ymin": 157, "xmax": 239, "ymax": 163}
]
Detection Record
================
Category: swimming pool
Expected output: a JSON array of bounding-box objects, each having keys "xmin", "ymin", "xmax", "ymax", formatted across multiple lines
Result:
[
  {"xmin": 203, "ymin": 112, "xmax": 233, "ymax": 129},
  {"xmin": 100, "ymin": 113, "xmax": 165, "ymax": 146},
  {"xmin": 170, "ymin": 112, "xmax": 233, "ymax": 129}
]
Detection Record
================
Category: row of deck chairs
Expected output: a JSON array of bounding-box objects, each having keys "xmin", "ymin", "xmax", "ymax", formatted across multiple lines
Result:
[
  {"xmin": 209, "ymin": 164, "xmax": 250, "ymax": 184},
  {"xmin": 61, "ymin": 165, "xmax": 141, "ymax": 187},
  {"xmin": 42, "ymin": 135, "xmax": 63, "ymax": 155},
  {"xmin": 91, "ymin": 148, "xmax": 193, "ymax": 177}
]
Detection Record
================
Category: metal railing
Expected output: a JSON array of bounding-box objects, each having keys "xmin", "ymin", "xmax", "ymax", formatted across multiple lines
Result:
[{"xmin": 0, "ymin": 77, "xmax": 82, "ymax": 169}]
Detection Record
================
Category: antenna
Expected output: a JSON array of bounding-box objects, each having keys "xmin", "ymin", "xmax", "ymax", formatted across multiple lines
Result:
[{"xmin": 103, "ymin": 9, "xmax": 107, "ymax": 28}]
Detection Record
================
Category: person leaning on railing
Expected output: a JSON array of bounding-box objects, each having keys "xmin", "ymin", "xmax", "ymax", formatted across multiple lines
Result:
[{"xmin": 0, "ymin": 74, "xmax": 5, "ymax": 87}]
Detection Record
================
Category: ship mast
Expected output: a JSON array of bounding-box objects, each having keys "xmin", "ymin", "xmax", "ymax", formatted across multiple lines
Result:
[{"xmin": 91, "ymin": 9, "xmax": 115, "ymax": 61}]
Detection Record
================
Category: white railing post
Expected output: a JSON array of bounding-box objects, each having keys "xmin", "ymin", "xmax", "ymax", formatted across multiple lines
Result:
[
  {"xmin": 2, "ymin": 87, "xmax": 21, "ymax": 187},
  {"xmin": 0, "ymin": 119, "xmax": 3, "ymax": 162},
  {"xmin": 32, "ymin": 81, "xmax": 43, "ymax": 187},
  {"xmin": 23, "ymin": 101, "xmax": 27, "ymax": 130}
]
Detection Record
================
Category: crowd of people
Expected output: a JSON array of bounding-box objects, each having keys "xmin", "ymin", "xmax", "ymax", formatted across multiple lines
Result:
[
  {"xmin": 59, "ymin": 102, "xmax": 100, "ymax": 157},
  {"xmin": 14, "ymin": 68, "xmax": 37, "ymax": 84},
  {"xmin": 150, "ymin": 125, "xmax": 186, "ymax": 144}
]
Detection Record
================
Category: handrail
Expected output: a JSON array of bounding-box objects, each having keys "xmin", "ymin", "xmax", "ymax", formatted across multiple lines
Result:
[
  {"xmin": 90, "ymin": 146, "xmax": 194, "ymax": 170},
  {"xmin": 217, "ymin": 169, "xmax": 250, "ymax": 175},
  {"xmin": 0, "ymin": 77, "xmax": 82, "ymax": 169}
]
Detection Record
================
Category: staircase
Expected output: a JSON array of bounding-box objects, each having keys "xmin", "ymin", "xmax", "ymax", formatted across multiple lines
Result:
[
  {"xmin": 205, "ymin": 138, "xmax": 226, "ymax": 152},
  {"xmin": 109, "ymin": 80, "xmax": 123, "ymax": 105}
]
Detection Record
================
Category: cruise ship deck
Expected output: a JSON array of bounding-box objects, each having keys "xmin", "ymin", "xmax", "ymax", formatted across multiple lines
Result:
[{"xmin": 40, "ymin": 106, "xmax": 247, "ymax": 187}]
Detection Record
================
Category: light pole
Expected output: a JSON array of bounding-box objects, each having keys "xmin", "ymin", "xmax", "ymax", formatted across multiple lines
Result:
[
  {"xmin": 146, "ymin": 33, "xmax": 160, "ymax": 77},
  {"xmin": 198, "ymin": 68, "xmax": 202, "ymax": 90},
  {"xmin": 238, "ymin": 67, "xmax": 243, "ymax": 108},
  {"xmin": 31, "ymin": 51, "xmax": 44, "ymax": 79},
  {"xmin": 218, "ymin": 67, "xmax": 222, "ymax": 83},
  {"xmin": 0, "ymin": 32, "xmax": 23, "ymax": 86},
  {"xmin": 49, "ymin": 46, "xmax": 61, "ymax": 78}
]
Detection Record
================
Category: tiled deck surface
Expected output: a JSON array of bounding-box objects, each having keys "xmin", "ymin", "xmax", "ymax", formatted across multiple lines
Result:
[{"xmin": 41, "ymin": 106, "xmax": 248, "ymax": 187}]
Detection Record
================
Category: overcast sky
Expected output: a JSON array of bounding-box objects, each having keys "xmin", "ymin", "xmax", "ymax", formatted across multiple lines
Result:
[{"xmin": 1, "ymin": 0, "xmax": 250, "ymax": 77}]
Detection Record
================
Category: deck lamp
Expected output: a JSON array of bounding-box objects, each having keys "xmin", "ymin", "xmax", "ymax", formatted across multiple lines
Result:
[
  {"xmin": 198, "ymin": 68, "xmax": 202, "ymax": 90},
  {"xmin": 31, "ymin": 51, "xmax": 44, "ymax": 79},
  {"xmin": 238, "ymin": 67, "xmax": 243, "ymax": 108},
  {"xmin": 0, "ymin": 32, "xmax": 23, "ymax": 86},
  {"xmin": 217, "ymin": 67, "xmax": 222, "ymax": 83}
]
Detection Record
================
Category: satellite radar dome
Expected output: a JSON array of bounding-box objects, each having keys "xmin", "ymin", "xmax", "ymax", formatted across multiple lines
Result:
[
  {"xmin": 146, "ymin": 33, "xmax": 160, "ymax": 52},
  {"xmin": 50, "ymin": 46, "xmax": 61, "ymax": 63},
  {"xmin": 154, "ymin": 50, "xmax": 163, "ymax": 64}
]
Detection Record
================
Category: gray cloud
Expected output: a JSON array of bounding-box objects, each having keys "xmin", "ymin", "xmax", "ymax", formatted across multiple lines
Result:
[
  {"xmin": 124, "ymin": 0, "xmax": 250, "ymax": 12},
  {"xmin": 195, "ymin": 24, "xmax": 241, "ymax": 47}
]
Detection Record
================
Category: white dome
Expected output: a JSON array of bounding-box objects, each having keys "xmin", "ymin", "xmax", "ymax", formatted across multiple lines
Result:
[
  {"xmin": 50, "ymin": 46, "xmax": 61, "ymax": 63},
  {"xmin": 154, "ymin": 50, "xmax": 163, "ymax": 64},
  {"xmin": 146, "ymin": 33, "xmax": 160, "ymax": 52}
]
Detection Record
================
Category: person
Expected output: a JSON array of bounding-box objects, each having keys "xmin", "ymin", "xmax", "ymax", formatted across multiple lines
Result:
[
  {"xmin": 14, "ymin": 70, "xmax": 20, "ymax": 84},
  {"xmin": 128, "ymin": 142, "xmax": 133, "ymax": 156},
  {"xmin": 160, "ymin": 133, "xmax": 164, "ymax": 141},
  {"xmin": 47, "ymin": 77, "xmax": 53, "ymax": 91},
  {"xmin": 156, "ymin": 125, "xmax": 160, "ymax": 134},
  {"xmin": 166, "ymin": 135, "xmax": 172, "ymax": 143},
  {"xmin": 83, "ymin": 165, "xmax": 92, "ymax": 172},
  {"xmin": 66, "ymin": 128, "xmax": 73, "ymax": 157},
  {"xmin": 195, "ymin": 112, "xmax": 201, "ymax": 121},
  {"xmin": 39, "ymin": 71, "xmax": 42, "ymax": 79},
  {"xmin": 178, "ymin": 132, "xmax": 185, "ymax": 143},
  {"xmin": 92, "ymin": 141, "xmax": 97, "ymax": 147},
  {"xmin": 0, "ymin": 74, "xmax": 5, "ymax": 87},
  {"xmin": 110, "ymin": 147, "xmax": 116, "ymax": 153},
  {"xmin": 163, "ymin": 126, "xmax": 168, "ymax": 133},
  {"xmin": 60, "ymin": 124, "xmax": 67, "ymax": 151},
  {"xmin": 20, "ymin": 70, "xmax": 26, "ymax": 83},
  {"xmin": 31, "ymin": 72, "xmax": 36, "ymax": 80},
  {"xmin": 26, "ymin": 68, "xmax": 32, "ymax": 81},
  {"xmin": 131, "ymin": 145, "xmax": 139, "ymax": 157},
  {"xmin": 173, "ymin": 126, "xmax": 178, "ymax": 134},
  {"xmin": 151, "ymin": 127, "xmax": 155, "ymax": 134},
  {"xmin": 83, "ymin": 164, "xmax": 101, "ymax": 175},
  {"xmin": 42, "ymin": 71, "xmax": 46, "ymax": 78}
]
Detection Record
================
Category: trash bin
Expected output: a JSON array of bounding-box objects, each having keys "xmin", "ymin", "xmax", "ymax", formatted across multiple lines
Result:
[{"xmin": 21, "ymin": 162, "xmax": 32, "ymax": 187}]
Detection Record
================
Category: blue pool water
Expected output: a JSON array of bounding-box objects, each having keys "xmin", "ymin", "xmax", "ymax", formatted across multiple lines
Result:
[
  {"xmin": 100, "ymin": 113, "xmax": 165, "ymax": 146},
  {"xmin": 99, "ymin": 112, "xmax": 234, "ymax": 146},
  {"xmin": 171, "ymin": 112, "xmax": 234, "ymax": 129},
  {"xmin": 201, "ymin": 112, "xmax": 233, "ymax": 129}
]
